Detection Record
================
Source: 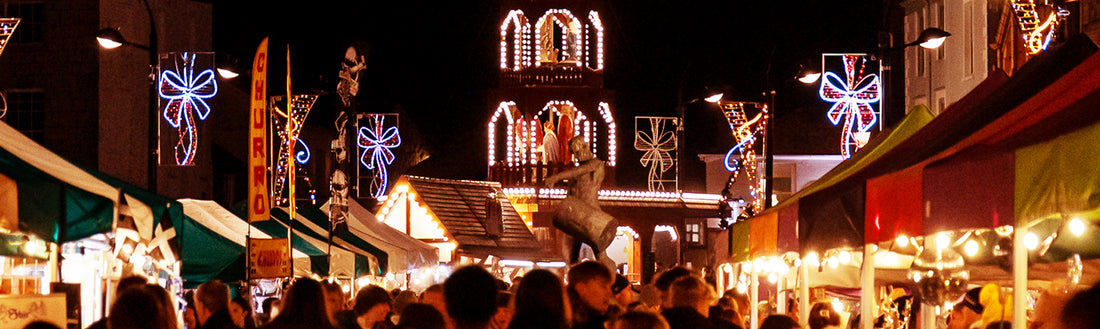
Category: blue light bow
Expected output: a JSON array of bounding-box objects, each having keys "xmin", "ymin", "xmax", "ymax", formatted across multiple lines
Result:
[
  {"xmin": 820, "ymin": 55, "xmax": 879, "ymax": 159},
  {"xmin": 159, "ymin": 52, "xmax": 217, "ymax": 165},
  {"xmin": 357, "ymin": 115, "xmax": 401, "ymax": 199}
]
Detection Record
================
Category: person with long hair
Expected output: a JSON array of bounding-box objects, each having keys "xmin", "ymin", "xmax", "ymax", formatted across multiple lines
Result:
[
  {"xmin": 262, "ymin": 278, "xmax": 336, "ymax": 329},
  {"xmin": 108, "ymin": 284, "xmax": 177, "ymax": 329},
  {"xmin": 507, "ymin": 269, "xmax": 571, "ymax": 329},
  {"xmin": 230, "ymin": 296, "xmax": 258, "ymax": 329}
]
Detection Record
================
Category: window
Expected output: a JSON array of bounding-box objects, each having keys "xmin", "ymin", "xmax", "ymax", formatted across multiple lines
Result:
[
  {"xmin": 3, "ymin": 90, "xmax": 46, "ymax": 142},
  {"xmin": 936, "ymin": 1, "xmax": 945, "ymax": 59},
  {"xmin": 685, "ymin": 221, "xmax": 702, "ymax": 245},
  {"xmin": 4, "ymin": 2, "xmax": 44, "ymax": 43}
]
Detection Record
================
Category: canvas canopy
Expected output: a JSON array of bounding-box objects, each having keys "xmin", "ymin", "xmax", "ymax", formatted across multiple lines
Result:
[
  {"xmin": 323, "ymin": 199, "xmax": 438, "ymax": 273},
  {"xmin": 179, "ymin": 199, "xmax": 314, "ymax": 279},
  {"xmin": 0, "ymin": 120, "xmax": 119, "ymax": 245},
  {"xmin": 265, "ymin": 207, "xmax": 380, "ymax": 277}
]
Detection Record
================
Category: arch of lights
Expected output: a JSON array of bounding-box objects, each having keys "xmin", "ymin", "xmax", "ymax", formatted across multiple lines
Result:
[
  {"xmin": 500, "ymin": 10, "xmax": 531, "ymax": 70},
  {"xmin": 488, "ymin": 100, "xmax": 616, "ymax": 168},
  {"xmin": 586, "ymin": 11, "xmax": 605, "ymax": 70},
  {"xmin": 534, "ymin": 9, "xmax": 583, "ymax": 67}
]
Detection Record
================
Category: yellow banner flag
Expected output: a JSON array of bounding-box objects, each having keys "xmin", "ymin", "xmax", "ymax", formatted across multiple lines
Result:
[{"xmin": 248, "ymin": 38, "xmax": 270, "ymax": 222}]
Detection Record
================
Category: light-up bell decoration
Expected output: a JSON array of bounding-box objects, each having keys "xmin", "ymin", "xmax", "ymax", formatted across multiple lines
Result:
[
  {"xmin": 820, "ymin": 54, "xmax": 880, "ymax": 159},
  {"xmin": 160, "ymin": 52, "xmax": 218, "ymax": 166}
]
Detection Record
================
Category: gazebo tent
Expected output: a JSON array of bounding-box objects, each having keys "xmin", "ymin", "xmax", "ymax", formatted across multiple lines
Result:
[
  {"xmin": 323, "ymin": 199, "xmax": 438, "ymax": 273},
  {"xmin": 269, "ymin": 206, "xmax": 386, "ymax": 277},
  {"xmin": 179, "ymin": 199, "xmax": 313, "ymax": 279},
  {"xmin": 0, "ymin": 120, "xmax": 119, "ymax": 248}
]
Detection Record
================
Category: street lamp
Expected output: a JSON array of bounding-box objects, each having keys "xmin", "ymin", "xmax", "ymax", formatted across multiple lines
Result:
[
  {"xmin": 96, "ymin": 0, "xmax": 159, "ymax": 193},
  {"xmin": 676, "ymin": 91, "xmax": 723, "ymax": 192},
  {"xmin": 904, "ymin": 28, "xmax": 951, "ymax": 113}
]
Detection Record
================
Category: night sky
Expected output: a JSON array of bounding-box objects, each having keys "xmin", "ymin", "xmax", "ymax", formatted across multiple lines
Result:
[{"xmin": 212, "ymin": 0, "xmax": 893, "ymax": 190}]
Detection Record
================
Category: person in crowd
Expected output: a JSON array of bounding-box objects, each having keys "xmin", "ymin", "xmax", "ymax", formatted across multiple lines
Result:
[
  {"xmin": 343, "ymin": 285, "xmax": 393, "ymax": 329},
  {"xmin": 708, "ymin": 296, "xmax": 743, "ymax": 329},
  {"xmin": 652, "ymin": 267, "xmax": 691, "ymax": 309},
  {"xmin": 87, "ymin": 275, "xmax": 150, "ymax": 329},
  {"xmin": 230, "ymin": 296, "xmax": 258, "ymax": 329},
  {"xmin": 262, "ymin": 278, "xmax": 336, "ymax": 329},
  {"xmin": 660, "ymin": 276, "xmax": 720, "ymax": 329},
  {"xmin": 146, "ymin": 284, "xmax": 180, "ymax": 329},
  {"xmin": 1029, "ymin": 279, "xmax": 1072, "ymax": 329},
  {"xmin": 421, "ymin": 284, "xmax": 452, "ymax": 328},
  {"xmin": 395, "ymin": 303, "xmax": 446, "ymax": 329},
  {"xmin": 507, "ymin": 269, "xmax": 571, "ymax": 329},
  {"xmin": 612, "ymin": 275, "xmax": 637, "ymax": 311},
  {"xmin": 490, "ymin": 291, "xmax": 514, "ymax": 329},
  {"xmin": 567, "ymin": 261, "xmax": 615, "ymax": 329},
  {"xmin": 722, "ymin": 290, "xmax": 750, "ymax": 326},
  {"xmin": 758, "ymin": 315, "xmax": 799, "ymax": 329},
  {"xmin": 108, "ymin": 284, "xmax": 177, "ymax": 329},
  {"xmin": 609, "ymin": 311, "xmax": 670, "ymax": 329},
  {"xmin": 635, "ymin": 284, "xmax": 662, "ymax": 312},
  {"xmin": 322, "ymin": 280, "xmax": 349, "ymax": 327},
  {"xmin": 444, "ymin": 265, "xmax": 499, "ymax": 329},
  {"xmin": 185, "ymin": 292, "xmax": 199, "ymax": 329},
  {"xmin": 1061, "ymin": 283, "xmax": 1100, "ymax": 328},
  {"xmin": 196, "ymin": 280, "xmax": 237, "ymax": 329},
  {"xmin": 392, "ymin": 290, "xmax": 419, "ymax": 323},
  {"xmin": 948, "ymin": 288, "xmax": 984, "ymax": 329},
  {"xmin": 21, "ymin": 321, "xmax": 62, "ymax": 329},
  {"xmin": 257, "ymin": 297, "xmax": 281, "ymax": 327},
  {"xmin": 807, "ymin": 302, "xmax": 841, "ymax": 329}
]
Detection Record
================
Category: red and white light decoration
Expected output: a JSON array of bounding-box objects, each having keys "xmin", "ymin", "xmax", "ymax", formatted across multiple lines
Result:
[
  {"xmin": 159, "ymin": 52, "xmax": 218, "ymax": 166},
  {"xmin": 820, "ymin": 54, "xmax": 880, "ymax": 159}
]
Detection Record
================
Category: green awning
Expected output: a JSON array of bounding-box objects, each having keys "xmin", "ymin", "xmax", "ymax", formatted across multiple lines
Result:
[{"xmin": 269, "ymin": 207, "xmax": 386, "ymax": 276}]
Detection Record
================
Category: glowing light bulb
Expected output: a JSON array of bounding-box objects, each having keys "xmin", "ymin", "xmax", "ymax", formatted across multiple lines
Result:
[
  {"xmin": 1024, "ymin": 232, "xmax": 1040, "ymax": 250},
  {"xmin": 1069, "ymin": 218, "xmax": 1086, "ymax": 236},
  {"xmin": 838, "ymin": 250, "xmax": 851, "ymax": 265},
  {"xmin": 767, "ymin": 272, "xmax": 778, "ymax": 283},
  {"xmin": 964, "ymin": 240, "xmax": 979, "ymax": 256},
  {"xmin": 805, "ymin": 252, "xmax": 820, "ymax": 267},
  {"xmin": 827, "ymin": 256, "xmax": 839, "ymax": 268},
  {"xmin": 896, "ymin": 235, "xmax": 909, "ymax": 247},
  {"xmin": 936, "ymin": 233, "xmax": 950, "ymax": 249},
  {"xmin": 832, "ymin": 298, "xmax": 844, "ymax": 312}
]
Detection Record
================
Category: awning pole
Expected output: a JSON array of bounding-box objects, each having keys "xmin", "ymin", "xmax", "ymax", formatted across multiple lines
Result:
[
  {"xmin": 862, "ymin": 244, "xmax": 874, "ymax": 329},
  {"xmin": 1013, "ymin": 225, "xmax": 1027, "ymax": 326},
  {"xmin": 799, "ymin": 256, "xmax": 809, "ymax": 325},
  {"xmin": 750, "ymin": 261, "xmax": 759, "ymax": 329}
]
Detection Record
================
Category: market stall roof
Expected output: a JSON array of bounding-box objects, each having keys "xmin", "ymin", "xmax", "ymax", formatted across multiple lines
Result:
[
  {"xmin": 402, "ymin": 176, "xmax": 550, "ymax": 261},
  {"xmin": 0, "ymin": 120, "xmax": 119, "ymax": 243},
  {"xmin": 322, "ymin": 199, "xmax": 438, "ymax": 272},
  {"xmin": 269, "ymin": 206, "xmax": 387, "ymax": 276},
  {"xmin": 179, "ymin": 199, "xmax": 312, "ymax": 279}
]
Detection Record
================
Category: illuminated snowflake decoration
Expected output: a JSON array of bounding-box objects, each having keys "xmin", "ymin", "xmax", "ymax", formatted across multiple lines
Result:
[
  {"xmin": 820, "ymin": 54, "xmax": 880, "ymax": 159},
  {"xmin": 159, "ymin": 52, "xmax": 218, "ymax": 166},
  {"xmin": 634, "ymin": 116, "xmax": 677, "ymax": 191},
  {"xmin": 358, "ymin": 114, "xmax": 401, "ymax": 199}
]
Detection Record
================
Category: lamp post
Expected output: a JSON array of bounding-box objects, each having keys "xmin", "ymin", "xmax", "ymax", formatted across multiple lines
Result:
[
  {"xmin": 903, "ymin": 28, "xmax": 951, "ymax": 113},
  {"xmin": 675, "ymin": 92, "xmax": 722, "ymax": 192},
  {"xmin": 96, "ymin": 0, "xmax": 159, "ymax": 193}
]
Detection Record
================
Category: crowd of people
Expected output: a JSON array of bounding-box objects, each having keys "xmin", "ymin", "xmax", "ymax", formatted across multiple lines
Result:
[{"xmin": 25, "ymin": 260, "xmax": 1100, "ymax": 329}]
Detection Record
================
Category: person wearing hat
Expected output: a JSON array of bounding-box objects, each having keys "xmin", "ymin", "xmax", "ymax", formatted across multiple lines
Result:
[{"xmin": 948, "ymin": 288, "xmax": 984, "ymax": 329}]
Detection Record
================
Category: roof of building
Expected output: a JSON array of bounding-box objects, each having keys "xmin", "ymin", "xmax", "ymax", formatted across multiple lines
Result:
[{"xmin": 403, "ymin": 175, "xmax": 550, "ymax": 260}]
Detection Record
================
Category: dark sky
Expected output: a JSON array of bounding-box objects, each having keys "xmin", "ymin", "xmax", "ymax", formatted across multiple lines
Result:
[{"xmin": 212, "ymin": 0, "xmax": 891, "ymax": 188}]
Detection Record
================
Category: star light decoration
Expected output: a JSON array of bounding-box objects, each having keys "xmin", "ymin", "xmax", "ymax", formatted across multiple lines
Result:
[
  {"xmin": 159, "ymin": 52, "xmax": 218, "ymax": 166},
  {"xmin": 357, "ymin": 113, "xmax": 401, "ymax": 199},
  {"xmin": 271, "ymin": 94, "xmax": 318, "ymax": 206},
  {"xmin": 820, "ymin": 54, "xmax": 880, "ymax": 159},
  {"xmin": 634, "ymin": 116, "xmax": 677, "ymax": 191}
]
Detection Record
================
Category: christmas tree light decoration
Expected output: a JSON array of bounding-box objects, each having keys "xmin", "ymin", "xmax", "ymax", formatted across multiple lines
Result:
[
  {"xmin": 270, "ymin": 94, "xmax": 318, "ymax": 205},
  {"xmin": 634, "ymin": 116, "xmax": 678, "ymax": 191},
  {"xmin": 500, "ymin": 10, "xmax": 530, "ymax": 70},
  {"xmin": 0, "ymin": 18, "xmax": 19, "ymax": 59},
  {"xmin": 159, "ymin": 52, "xmax": 218, "ymax": 166},
  {"xmin": 819, "ymin": 54, "xmax": 880, "ymax": 159},
  {"xmin": 358, "ymin": 113, "xmax": 401, "ymax": 199}
]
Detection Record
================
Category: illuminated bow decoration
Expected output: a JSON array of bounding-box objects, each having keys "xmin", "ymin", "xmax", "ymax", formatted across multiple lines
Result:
[
  {"xmin": 820, "ymin": 55, "xmax": 879, "ymax": 159},
  {"xmin": 634, "ymin": 117, "xmax": 677, "ymax": 191},
  {"xmin": 159, "ymin": 52, "xmax": 218, "ymax": 165},
  {"xmin": 357, "ymin": 115, "xmax": 401, "ymax": 199}
]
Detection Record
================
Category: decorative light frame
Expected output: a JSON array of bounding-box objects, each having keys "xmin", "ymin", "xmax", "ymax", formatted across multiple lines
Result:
[
  {"xmin": 534, "ymin": 9, "xmax": 583, "ymax": 67},
  {"xmin": 819, "ymin": 53, "xmax": 881, "ymax": 159},
  {"xmin": 500, "ymin": 10, "xmax": 531, "ymax": 70},
  {"xmin": 159, "ymin": 52, "xmax": 218, "ymax": 166}
]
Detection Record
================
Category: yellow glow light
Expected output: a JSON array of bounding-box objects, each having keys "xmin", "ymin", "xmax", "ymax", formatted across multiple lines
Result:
[
  {"xmin": 964, "ymin": 240, "xmax": 979, "ymax": 256},
  {"xmin": 896, "ymin": 235, "xmax": 909, "ymax": 247},
  {"xmin": 1024, "ymin": 232, "xmax": 1039, "ymax": 250},
  {"xmin": 1069, "ymin": 218, "xmax": 1086, "ymax": 236}
]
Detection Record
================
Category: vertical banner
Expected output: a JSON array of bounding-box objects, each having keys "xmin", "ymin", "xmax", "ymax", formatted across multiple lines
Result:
[
  {"xmin": 286, "ymin": 46, "xmax": 296, "ymax": 223},
  {"xmin": 158, "ymin": 52, "xmax": 218, "ymax": 166},
  {"xmin": 249, "ymin": 38, "xmax": 270, "ymax": 222},
  {"xmin": 248, "ymin": 237, "xmax": 291, "ymax": 279}
]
